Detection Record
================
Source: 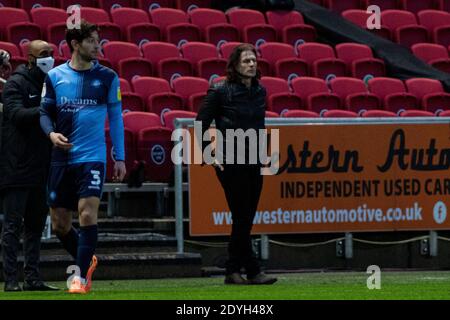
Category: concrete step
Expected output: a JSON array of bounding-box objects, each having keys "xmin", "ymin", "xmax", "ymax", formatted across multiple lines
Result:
[
  {"xmin": 0, "ymin": 252, "xmax": 202, "ymax": 281},
  {"xmin": 38, "ymin": 234, "xmax": 177, "ymax": 251}
]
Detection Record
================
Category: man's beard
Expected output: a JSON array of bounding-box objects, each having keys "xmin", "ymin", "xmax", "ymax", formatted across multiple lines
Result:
[{"xmin": 79, "ymin": 50, "xmax": 96, "ymax": 63}]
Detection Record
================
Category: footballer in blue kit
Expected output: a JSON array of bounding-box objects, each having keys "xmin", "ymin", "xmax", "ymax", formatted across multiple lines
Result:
[{"xmin": 40, "ymin": 20, "xmax": 126, "ymax": 294}]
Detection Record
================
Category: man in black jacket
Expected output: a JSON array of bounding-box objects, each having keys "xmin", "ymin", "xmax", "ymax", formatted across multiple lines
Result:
[
  {"xmin": 0, "ymin": 41, "xmax": 58, "ymax": 292},
  {"xmin": 196, "ymin": 43, "xmax": 277, "ymax": 285},
  {"xmin": 1, "ymin": 49, "xmax": 12, "ymax": 149}
]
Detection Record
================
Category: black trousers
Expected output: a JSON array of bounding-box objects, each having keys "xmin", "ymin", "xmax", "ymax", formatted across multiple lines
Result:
[
  {"xmin": 1, "ymin": 187, "xmax": 48, "ymax": 282},
  {"xmin": 215, "ymin": 165, "xmax": 263, "ymax": 278}
]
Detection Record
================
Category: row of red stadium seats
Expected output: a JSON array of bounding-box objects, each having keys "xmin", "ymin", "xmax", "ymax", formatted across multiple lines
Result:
[
  {"xmin": 343, "ymin": 9, "xmax": 450, "ymax": 48},
  {"xmin": 0, "ymin": 40, "xmax": 389, "ymax": 83},
  {"xmin": 0, "ymin": 0, "xmax": 211, "ymax": 12},
  {"xmin": 0, "ymin": 7, "xmax": 317, "ymax": 47},
  {"xmin": 311, "ymin": 0, "xmax": 450, "ymax": 14},
  {"xmin": 115, "ymin": 75, "xmax": 450, "ymax": 116}
]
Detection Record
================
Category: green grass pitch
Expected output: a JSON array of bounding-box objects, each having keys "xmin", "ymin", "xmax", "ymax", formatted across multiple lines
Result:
[{"xmin": 1, "ymin": 271, "xmax": 449, "ymax": 300}]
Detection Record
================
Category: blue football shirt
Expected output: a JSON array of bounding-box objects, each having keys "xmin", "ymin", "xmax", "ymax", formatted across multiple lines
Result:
[{"xmin": 40, "ymin": 61, "xmax": 125, "ymax": 165}]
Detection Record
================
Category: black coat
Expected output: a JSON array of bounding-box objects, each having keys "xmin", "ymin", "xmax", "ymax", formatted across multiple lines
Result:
[
  {"xmin": 0, "ymin": 65, "xmax": 52, "ymax": 190},
  {"xmin": 196, "ymin": 79, "xmax": 266, "ymax": 165}
]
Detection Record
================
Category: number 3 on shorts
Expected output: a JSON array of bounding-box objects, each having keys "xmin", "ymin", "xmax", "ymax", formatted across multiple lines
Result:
[{"xmin": 90, "ymin": 170, "xmax": 101, "ymax": 186}]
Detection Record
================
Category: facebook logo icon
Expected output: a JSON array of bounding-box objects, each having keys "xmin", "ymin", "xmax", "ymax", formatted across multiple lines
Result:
[{"xmin": 433, "ymin": 201, "xmax": 447, "ymax": 224}]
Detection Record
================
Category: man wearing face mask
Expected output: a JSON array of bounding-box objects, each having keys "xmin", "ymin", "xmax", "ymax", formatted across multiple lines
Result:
[{"xmin": 0, "ymin": 40, "xmax": 58, "ymax": 292}]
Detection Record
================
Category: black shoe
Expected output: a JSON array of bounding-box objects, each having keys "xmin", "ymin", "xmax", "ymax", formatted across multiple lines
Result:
[
  {"xmin": 4, "ymin": 281, "xmax": 22, "ymax": 292},
  {"xmin": 224, "ymin": 273, "xmax": 248, "ymax": 285},
  {"xmin": 247, "ymin": 272, "xmax": 278, "ymax": 285},
  {"xmin": 22, "ymin": 281, "xmax": 59, "ymax": 291}
]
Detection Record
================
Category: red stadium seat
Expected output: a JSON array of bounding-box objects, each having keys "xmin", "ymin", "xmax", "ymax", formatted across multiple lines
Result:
[
  {"xmin": 417, "ymin": 10, "xmax": 450, "ymax": 47},
  {"xmin": 123, "ymin": 111, "xmax": 161, "ymax": 133},
  {"xmin": 121, "ymin": 92, "xmax": 146, "ymax": 113},
  {"xmin": 226, "ymin": 9, "xmax": 266, "ymax": 30},
  {"xmin": 196, "ymin": 58, "xmax": 227, "ymax": 82},
  {"xmin": 126, "ymin": 23, "xmax": 161, "ymax": 47},
  {"xmin": 119, "ymin": 78, "xmax": 131, "ymax": 93},
  {"xmin": 149, "ymin": 7, "xmax": 188, "ymax": 32},
  {"xmin": 166, "ymin": 24, "xmax": 202, "ymax": 47},
  {"xmin": 226, "ymin": 9, "xmax": 277, "ymax": 46},
  {"xmin": 260, "ymin": 76, "xmax": 290, "ymax": 98},
  {"xmin": 366, "ymin": 0, "xmax": 399, "ymax": 10},
  {"xmin": 400, "ymin": 0, "xmax": 437, "ymax": 14},
  {"xmin": 150, "ymin": 8, "xmax": 200, "ymax": 45},
  {"xmin": 0, "ymin": 0, "xmax": 17, "ymax": 7},
  {"xmin": 368, "ymin": 77, "xmax": 419, "ymax": 114},
  {"xmin": 118, "ymin": 58, "xmax": 153, "ymax": 82},
  {"xmin": 57, "ymin": 0, "xmax": 96, "ymax": 9},
  {"xmin": 30, "ymin": 7, "xmax": 67, "ymax": 37},
  {"xmin": 205, "ymin": 25, "xmax": 240, "ymax": 47},
  {"xmin": 99, "ymin": 0, "xmax": 133, "ymax": 11},
  {"xmin": 6, "ymin": 22, "xmax": 41, "ymax": 46},
  {"xmin": 158, "ymin": 58, "xmax": 193, "ymax": 83},
  {"xmin": 0, "ymin": 8, "xmax": 30, "ymax": 38},
  {"xmin": 439, "ymin": 110, "xmax": 450, "ymax": 116},
  {"xmin": 342, "ymin": 9, "xmax": 392, "ymax": 40},
  {"xmin": 265, "ymin": 111, "xmax": 280, "ymax": 117},
  {"xmin": 188, "ymin": 92, "xmax": 206, "ymax": 112},
  {"xmin": 361, "ymin": 110, "xmax": 397, "ymax": 117},
  {"xmin": 322, "ymin": 0, "xmax": 365, "ymax": 13},
  {"xmin": 405, "ymin": 78, "xmax": 450, "ymax": 114},
  {"xmin": 147, "ymin": 92, "xmax": 185, "ymax": 117},
  {"xmin": 290, "ymin": 77, "xmax": 341, "ymax": 114},
  {"xmin": 0, "ymin": 41, "xmax": 21, "ymax": 57},
  {"xmin": 297, "ymin": 43, "xmax": 347, "ymax": 81},
  {"xmin": 180, "ymin": 42, "xmax": 218, "ymax": 64},
  {"xmin": 265, "ymin": 10, "xmax": 316, "ymax": 46},
  {"xmin": 268, "ymin": 93, "xmax": 302, "ymax": 115},
  {"xmin": 258, "ymin": 41, "xmax": 307, "ymax": 81},
  {"xmin": 399, "ymin": 110, "xmax": 435, "ymax": 117},
  {"xmin": 171, "ymin": 76, "xmax": 209, "ymax": 105},
  {"xmin": 381, "ymin": 10, "xmax": 428, "ymax": 47},
  {"xmin": 219, "ymin": 41, "xmax": 240, "ymax": 59},
  {"xmin": 335, "ymin": 43, "xmax": 385, "ymax": 80},
  {"xmin": 162, "ymin": 110, "xmax": 197, "ymax": 130},
  {"xmin": 110, "ymin": 7, "xmax": 150, "ymax": 34},
  {"xmin": 329, "ymin": 77, "xmax": 380, "ymax": 114},
  {"xmin": 189, "ymin": 8, "xmax": 240, "ymax": 46},
  {"xmin": 282, "ymin": 110, "xmax": 320, "ymax": 118},
  {"xmin": 180, "ymin": 42, "xmax": 225, "ymax": 80},
  {"xmin": 175, "ymin": 0, "xmax": 211, "ymax": 12},
  {"xmin": 45, "ymin": 23, "xmax": 67, "ymax": 48},
  {"xmin": 102, "ymin": 41, "xmax": 141, "ymax": 70},
  {"xmin": 132, "ymin": 76, "xmax": 171, "ymax": 101},
  {"xmin": 411, "ymin": 43, "xmax": 450, "ymax": 73},
  {"xmin": 142, "ymin": 41, "xmax": 193, "ymax": 82},
  {"xmin": 20, "ymin": 0, "xmax": 53, "ymax": 11},
  {"xmin": 80, "ymin": 7, "xmax": 110, "ymax": 23},
  {"xmin": 259, "ymin": 42, "xmax": 296, "ymax": 69},
  {"xmin": 136, "ymin": 126, "xmax": 173, "ymax": 182},
  {"xmin": 265, "ymin": 10, "xmax": 304, "ymax": 32},
  {"xmin": 105, "ymin": 128, "xmax": 135, "ymax": 182},
  {"xmin": 136, "ymin": 0, "xmax": 173, "ymax": 12},
  {"xmin": 322, "ymin": 110, "xmax": 359, "ymax": 117}
]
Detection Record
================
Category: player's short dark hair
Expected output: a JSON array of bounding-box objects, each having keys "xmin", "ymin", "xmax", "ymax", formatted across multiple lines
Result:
[
  {"xmin": 226, "ymin": 43, "xmax": 261, "ymax": 83},
  {"xmin": 66, "ymin": 20, "xmax": 99, "ymax": 53}
]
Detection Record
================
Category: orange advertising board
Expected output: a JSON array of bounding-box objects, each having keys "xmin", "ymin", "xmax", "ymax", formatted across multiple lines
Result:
[{"xmin": 188, "ymin": 122, "xmax": 450, "ymax": 236}]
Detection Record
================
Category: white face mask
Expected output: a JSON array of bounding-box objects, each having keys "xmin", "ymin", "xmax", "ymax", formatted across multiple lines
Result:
[{"xmin": 36, "ymin": 56, "xmax": 55, "ymax": 74}]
